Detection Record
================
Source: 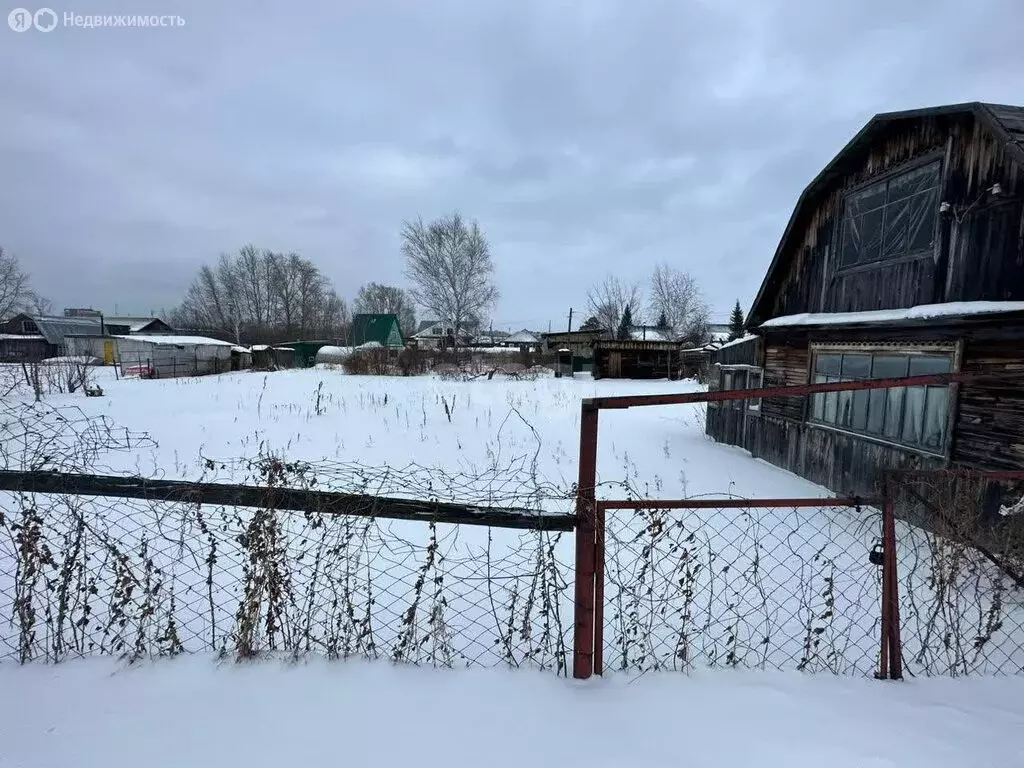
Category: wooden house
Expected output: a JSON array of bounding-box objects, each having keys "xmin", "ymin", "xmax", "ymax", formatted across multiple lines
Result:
[
  {"xmin": 352, "ymin": 314, "xmax": 404, "ymax": 349},
  {"xmin": 706, "ymin": 102, "xmax": 1024, "ymax": 498},
  {"xmin": 0, "ymin": 314, "xmax": 104, "ymax": 361}
]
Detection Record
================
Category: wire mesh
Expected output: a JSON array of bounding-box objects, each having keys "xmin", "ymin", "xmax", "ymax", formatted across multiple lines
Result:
[
  {"xmin": 889, "ymin": 470, "xmax": 1024, "ymax": 676},
  {"xmin": 0, "ymin": 483, "xmax": 574, "ymax": 671},
  {"xmin": 601, "ymin": 502, "xmax": 885, "ymax": 675}
]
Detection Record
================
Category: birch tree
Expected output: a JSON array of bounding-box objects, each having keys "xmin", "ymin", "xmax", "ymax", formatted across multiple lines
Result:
[{"xmin": 401, "ymin": 213, "xmax": 498, "ymax": 344}]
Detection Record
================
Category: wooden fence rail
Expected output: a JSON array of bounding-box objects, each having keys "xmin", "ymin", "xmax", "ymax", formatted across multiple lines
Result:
[{"xmin": 0, "ymin": 470, "xmax": 575, "ymax": 531}]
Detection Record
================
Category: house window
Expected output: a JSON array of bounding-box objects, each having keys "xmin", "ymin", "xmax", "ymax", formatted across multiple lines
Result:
[
  {"xmin": 21, "ymin": 320, "xmax": 38, "ymax": 334},
  {"xmin": 839, "ymin": 160, "xmax": 941, "ymax": 268},
  {"xmin": 747, "ymin": 369, "xmax": 763, "ymax": 411},
  {"xmin": 809, "ymin": 350, "xmax": 952, "ymax": 452},
  {"xmin": 718, "ymin": 365, "xmax": 763, "ymax": 411}
]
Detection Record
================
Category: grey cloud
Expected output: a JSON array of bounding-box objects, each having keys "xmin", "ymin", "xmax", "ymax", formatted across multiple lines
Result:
[{"xmin": 1, "ymin": 0, "xmax": 1021, "ymax": 325}]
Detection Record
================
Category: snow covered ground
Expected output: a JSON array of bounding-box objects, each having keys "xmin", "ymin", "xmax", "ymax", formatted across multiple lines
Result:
[
  {"xmin": 8, "ymin": 365, "xmax": 820, "ymax": 499},
  {"xmin": 3, "ymin": 656, "xmax": 1024, "ymax": 768}
]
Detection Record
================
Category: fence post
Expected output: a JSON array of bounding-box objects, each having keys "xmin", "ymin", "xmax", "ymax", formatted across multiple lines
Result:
[
  {"xmin": 877, "ymin": 477, "xmax": 904, "ymax": 680},
  {"xmin": 573, "ymin": 402, "xmax": 599, "ymax": 679}
]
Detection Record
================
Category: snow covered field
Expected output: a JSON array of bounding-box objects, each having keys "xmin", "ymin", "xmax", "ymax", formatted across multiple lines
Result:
[
  {"xmin": 1, "ymin": 366, "xmax": 1023, "ymax": 677},
  {"xmin": 4, "ymin": 366, "xmax": 1024, "ymax": 765},
  {"xmin": 3, "ymin": 656, "xmax": 1024, "ymax": 768}
]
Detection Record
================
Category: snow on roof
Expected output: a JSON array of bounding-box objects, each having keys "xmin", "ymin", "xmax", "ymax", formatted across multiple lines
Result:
[
  {"xmin": 716, "ymin": 334, "xmax": 757, "ymax": 350},
  {"xmin": 0, "ymin": 334, "xmax": 45, "ymax": 340},
  {"xmin": 231, "ymin": 345, "xmax": 251, "ymax": 354},
  {"xmin": 251, "ymin": 344, "xmax": 269, "ymax": 351},
  {"xmin": 106, "ymin": 317, "xmax": 168, "ymax": 332},
  {"xmin": 759, "ymin": 301, "xmax": 1024, "ymax": 329},
  {"xmin": 505, "ymin": 330, "xmax": 539, "ymax": 343},
  {"xmin": 629, "ymin": 328, "xmax": 670, "ymax": 341},
  {"xmin": 117, "ymin": 334, "xmax": 234, "ymax": 347}
]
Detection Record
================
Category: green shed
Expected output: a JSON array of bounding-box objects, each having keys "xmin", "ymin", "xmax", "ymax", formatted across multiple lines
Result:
[
  {"xmin": 352, "ymin": 314, "xmax": 404, "ymax": 349},
  {"xmin": 276, "ymin": 340, "xmax": 331, "ymax": 368}
]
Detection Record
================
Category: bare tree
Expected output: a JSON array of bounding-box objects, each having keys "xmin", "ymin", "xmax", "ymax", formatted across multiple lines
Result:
[
  {"xmin": 354, "ymin": 282, "xmax": 417, "ymax": 338},
  {"xmin": 402, "ymin": 213, "xmax": 498, "ymax": 345},
  {"xmin": 586, "ymin": 276, "xmax": 643, "ymax": 334},
  {"xmin": 171, "ymin": 246, "xmax": 346, "ymax": 343},
  {"xmin": 0, "ymin": 248, "xmax": 42, "ymax": 320},
  {"xmin": 648, "ymin": 263, "xmax": 711, "ymax": 343}
]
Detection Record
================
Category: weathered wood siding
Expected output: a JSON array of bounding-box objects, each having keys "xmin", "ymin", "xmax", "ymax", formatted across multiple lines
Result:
[
  {"xmin": 705, "ymin": 403, "xmax": 746, "ymax": 448},
  {"xmin": 742, "ymin": 417, "xmax": 944, "ymax": 498},
  {"xmin": 714, "ymin": 337, "xmax": 760, "ymax": 366},
  {"xmin": 708, "ymin": 337, "xmax": 944, "ymax": 498},
  {"xmin": 762, "ymin": 113, "xmax": 1024, "ymax": 320},
  {"xmin": 761, "ymin": 342, "xmax": 808, "ymax": 421},
  {"xmin": 952, "ymin": 339, "xmax": 1024, "ymax": 469}
]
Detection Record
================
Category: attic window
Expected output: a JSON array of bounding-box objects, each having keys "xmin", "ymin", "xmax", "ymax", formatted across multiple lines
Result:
[{"xmin": 839, "ymin": 160, "xmax": 941, "ymax": 268}]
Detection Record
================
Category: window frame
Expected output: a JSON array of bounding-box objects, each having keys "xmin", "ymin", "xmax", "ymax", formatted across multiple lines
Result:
[
  {"xmin": 806, "ymin": 343, "xmax": 957, "ymax": 457},
  {"xmin": 718, "ymin": 364, "xmax": 764, "ymax": 413},
  {"xmin": 835, "ymin": 153, "xmax": 944, "ymax": 275}
]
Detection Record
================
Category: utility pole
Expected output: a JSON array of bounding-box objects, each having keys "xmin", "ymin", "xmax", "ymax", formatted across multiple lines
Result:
[
  {"xmin": 567, "ymin": 308, "xmax": 574, "ymax": 377},
  {"xmin": 567, "ymin": 307, "xmax": 573, "ymax": 333}
]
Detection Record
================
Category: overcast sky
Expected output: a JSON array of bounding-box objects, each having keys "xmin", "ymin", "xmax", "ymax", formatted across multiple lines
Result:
[{"xmin": 1, "ymin": 0, "xmax": 1021, "ymax": 329}]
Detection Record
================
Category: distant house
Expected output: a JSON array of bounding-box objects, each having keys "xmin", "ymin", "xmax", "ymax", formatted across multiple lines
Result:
[
  {"xmin": 0, "ymin": 313, "xmax": 106, "ymax": 361},
  {"xmin": 410, "ymin": 320, "xmax": 473, "ymax": 349},
  {"xmin": 352, "ymin": 314, "xmax": 404, "ymax": 349},
  {"xmin": 504, "ymin": 329, "xmax": 539, "ymax": 352},
  {"xmin": 104, "ymin": 316, "xmax": 175, "ymax": 335},
  {"xmin": 706, "ymin": 101, "xmax": 1024, "ymax": 499}
]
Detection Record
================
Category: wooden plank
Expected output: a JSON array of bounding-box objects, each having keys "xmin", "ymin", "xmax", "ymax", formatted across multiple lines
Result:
[{"xmin": 0, "ymin": 470, "xmax": 575, "ymax": 531}]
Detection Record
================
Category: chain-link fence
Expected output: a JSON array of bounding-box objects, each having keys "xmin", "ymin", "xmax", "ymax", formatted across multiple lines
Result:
[
  {"xmin": 599, "ymin": 500, "xmax": 884, "ymax": 675},
  {"xmin": 887, "ymin": 469, "xmax": 1024, "ymax": 677},
  {"xmin": 0, "ymin": 475, "xmax": 574, "ymax": 670}
]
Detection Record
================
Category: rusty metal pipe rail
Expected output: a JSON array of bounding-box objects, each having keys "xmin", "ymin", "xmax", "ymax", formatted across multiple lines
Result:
[
  {"xmin": 582, "ymin": 371, "xmax": 981, "ymax": 411},
  {"xmin": 597, "ymin": 497, "xmax": 878, "ymax": 510}
]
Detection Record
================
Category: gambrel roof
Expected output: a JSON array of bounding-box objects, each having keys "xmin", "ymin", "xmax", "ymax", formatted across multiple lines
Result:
[{"xmin": 747, "ymin": 102, "xmax": 1024, "ymax": 328}]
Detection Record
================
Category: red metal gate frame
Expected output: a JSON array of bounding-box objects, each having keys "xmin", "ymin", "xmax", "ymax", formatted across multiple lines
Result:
[{"xmin": 572, "ymin": 370, "xmax": 983, "ymax": 680}]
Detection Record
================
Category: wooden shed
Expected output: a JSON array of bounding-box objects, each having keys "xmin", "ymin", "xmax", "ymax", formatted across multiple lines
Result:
[
  {"xmin": 593, "ymin": 339, "xmax": 685, "ymax": 380},
  {"xmin": 706, "ymin": 101, "xmax": 1024, "ymax": 498}
]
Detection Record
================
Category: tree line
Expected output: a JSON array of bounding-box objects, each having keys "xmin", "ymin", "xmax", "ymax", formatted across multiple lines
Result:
[
  {"xmin": 582, "ymin": 264, "xmax": 712, "ymax": 345},
  {"xmin": 2, "ymin": 210, "xmax": 723, "ymax": 348},
  {"xmin": 171, "ymin": 212, "xmax": 499, "ymax": 345}
]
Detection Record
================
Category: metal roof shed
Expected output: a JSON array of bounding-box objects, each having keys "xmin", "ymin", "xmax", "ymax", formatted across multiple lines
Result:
[{"xmin": 115, "ymin": 335, "xmax": 233, "ymax": 378}]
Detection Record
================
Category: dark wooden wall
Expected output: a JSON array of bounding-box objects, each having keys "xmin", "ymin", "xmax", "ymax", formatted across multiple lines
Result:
[
  {"xmin": 952, "ymin": 339, "xmax": 1024, "ymax": 470},
  {"xmin": 714, "ymin": 338, "xmax": 760, "ymax": 366},
  {"xmin": 762, "ymin": 113, "xmax": 1024, "ymax": 321},
  {"xmin": 761, "ymin": 342, "xmax": 808, "ymax": 422},
  {"xmin": 706, "ymin": 333, "xmax": 1024, "ymax": 498}
]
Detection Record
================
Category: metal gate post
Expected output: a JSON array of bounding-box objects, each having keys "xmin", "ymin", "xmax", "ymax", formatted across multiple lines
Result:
[
  {"xmin": 883, "ymin": 481, "xmax": 903, "ymax": 679},
  {"xmin": 593, "ymin": 499, "xmax": 606, "ymax": 676},
  {"xmin": 573, "ymin": 403, "xmax": 599, "ymax": 679},
  {"xmin": 877, "ymin": 479, "xmax": 904, "ymax": 680}
]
